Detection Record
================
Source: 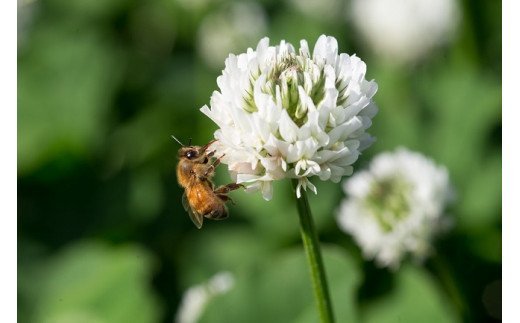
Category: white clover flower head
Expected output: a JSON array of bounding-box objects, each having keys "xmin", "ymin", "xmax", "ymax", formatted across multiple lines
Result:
[
  {"xmin": 175, "ymin": 272, "xmax": 235, "ymax": 323},
  {"xmin": 201, "ymin": 35, "xmax": 378, "ymax": 200},
  {"xmin": 337, "ymin": 147, "xmax": 454, "ymax": 269},
  {"xmin": 350, "ymin": 0, "xmax": 460, "ymax": 63}
]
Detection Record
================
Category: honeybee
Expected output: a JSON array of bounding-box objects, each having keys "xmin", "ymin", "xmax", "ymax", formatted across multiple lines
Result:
[{"xmin": 172, "ymin": 136, "xmax": 243, "ymax": 229}]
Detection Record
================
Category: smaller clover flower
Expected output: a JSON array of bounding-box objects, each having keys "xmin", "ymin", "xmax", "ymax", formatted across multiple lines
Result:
[
  {"xmin": 196, "ymin": 2, "xmax": 267, "ymax": 69},
  {"xmin": 175, "ymin": 272, "xmax": 235, "ymax": 323},
  {"xmin": 201, "ymin": 35, "xmax": 378, "ymax": 200},
  {"xmin": 337, "ymin": 148, "xmax": 454, "ymax": 269},
  {"xmin": 350, "ymin": 0, "xmax": 460, "ymax": 64}
]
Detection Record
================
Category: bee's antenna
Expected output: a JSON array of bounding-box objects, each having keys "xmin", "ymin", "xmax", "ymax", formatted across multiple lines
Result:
[
  {"xmin": 170, "ymin": 135, "xmax": 185, "ymax": 146},
  {"xmin": 188, "ymin": 138, "xmax": 192, "ymax": 146}
]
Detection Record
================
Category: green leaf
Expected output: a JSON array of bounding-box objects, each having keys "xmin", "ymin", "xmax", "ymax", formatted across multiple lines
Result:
[
  {"xmin": 176, "ymin": 226, "xmax": 273, "ymax": 285},
  {"xmin": 458, "ymin": 155, "xmax": 501, "ymax": 229},
  {"xmin": 362, "ymin": 265, "xmax": 459, "ymax": 323},
  {"xmin": 368, "ymin": 63, "xmax": 423, "ymax": 152},
  {"xmin": 32, "ymin": 241, "xmax": 162, "ymax": 323},
  {"xmin": 421, "ymin": 65, "xmax": 500, "ymax": 181},
  {"xmin": 418, "ymin": 63, "xmax": 501, "ymax": 231},
  {"xmin": 129, "ymin": 168, "xmax": 164, "ymax": 221},
  {"xmin": 199, "ymin": 246, "xmax": 361, "ymax": 323},
  {"xmin": 18, "ymin": 23, "xmax": 123, "ymax": 174}
]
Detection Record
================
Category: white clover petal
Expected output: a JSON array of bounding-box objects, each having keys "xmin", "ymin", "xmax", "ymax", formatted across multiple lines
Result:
[
  {"xmin": 313, "ymin": 35, "xmax": 338, "ymax": 65},
  {"xmin": 295, "ymin": 159, "xmax": 320, "ymax": 177},
  {"xmin": 327, "ymin": 117, "xmax": 363, "ymax": 147},
  {"xmin": 202, "ymin": 35, "xmax": 377, "ymax": 198},
  {"xmin": 279, "ymin": 109, "xmax": 299, "ymax": 143},
  {"xmin": 237, "ymin": 173, "xmax": 274, "ymax": 200},
  {"xmin": 286, "ymin": 142, "xmax": 304, "ymax": 163},
  {"xmin": 261, "ymin": 181, "xmax": 274, "ymax": 200},
  {"xmin": 296, "ymin": 177, "xmax": 318, "ymax": 198},
  {"xmin": 299, "ymin": 39, "xmax": 311, "ymax": 57}
]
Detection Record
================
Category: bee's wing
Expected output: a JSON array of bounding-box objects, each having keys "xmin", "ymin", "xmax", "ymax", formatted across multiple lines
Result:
[
  {"xmin": 181, "ymin": 191, "xmax": 190, "ymax": 211},
  {"xmin": 182, "ymin": 191, "xmax": 203, "ymax": 229}
]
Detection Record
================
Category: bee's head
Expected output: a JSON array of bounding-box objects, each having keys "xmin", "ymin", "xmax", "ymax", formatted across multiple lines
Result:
[
  {"xmin": 171, "ymin": 135, "xmax": 216, "ymax": 161},
  {"xmin": 178, "ymin": 146, "xmax": 200, "ymax": 160}
]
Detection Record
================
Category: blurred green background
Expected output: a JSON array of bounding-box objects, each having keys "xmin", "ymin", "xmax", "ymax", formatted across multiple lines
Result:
[{"xmin": 18, "ymin": 0, "xmax": 501, "ymax": 322}]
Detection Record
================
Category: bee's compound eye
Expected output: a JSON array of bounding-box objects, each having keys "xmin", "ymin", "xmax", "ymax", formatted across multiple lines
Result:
[{"xmin": 186, "ymin": 150, "xmax": 196, "ymax": 159}]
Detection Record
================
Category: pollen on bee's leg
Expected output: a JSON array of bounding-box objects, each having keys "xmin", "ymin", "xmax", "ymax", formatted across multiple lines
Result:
[{"xmin": 206, "ymin": 150, "xmax": 216, "ymax": 158}]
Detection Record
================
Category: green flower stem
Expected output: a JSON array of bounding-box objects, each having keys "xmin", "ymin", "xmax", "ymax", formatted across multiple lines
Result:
[{"xmin": 291, "ymin": 179, "xmax": 335, "ymax": 323}]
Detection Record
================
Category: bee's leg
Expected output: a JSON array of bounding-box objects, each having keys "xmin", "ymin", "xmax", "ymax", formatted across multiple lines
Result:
[
  {"xmin": 216, "ymin": 194, "xmax": 235, "ymax": 205},
  {"xmin": 212, "ymin": 154, "xmax": 225, "ymax": 168},
  {"xmin": 203, "ymin": 154, "xmax": 226, "ymax": 177},
  {"xmin": 207, "ymin": 207, "xmax": 228, "ymax": 220},
  {"xmin": 214, "ymin": 183, "xmax": 244, "ymax": 194},
  {"xmin": 192, "ymin": 163, "xmax": 212, "ymax": 180},
  {"xmin": 202, "ymin": 165, "xmax": 215, "ymax": 178},
  {"xmin": 215, "ymin": 183, "xmax": 243, "ymax": 205},
  {"xmin": 201, "ymin": 139, "xmax": 217, "ymax": 152}
]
